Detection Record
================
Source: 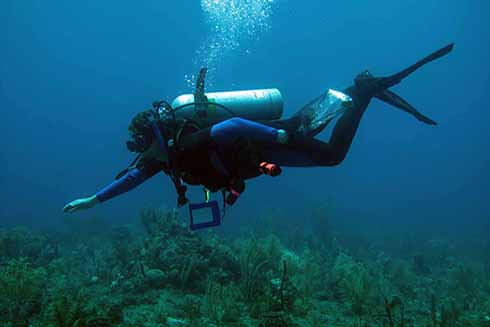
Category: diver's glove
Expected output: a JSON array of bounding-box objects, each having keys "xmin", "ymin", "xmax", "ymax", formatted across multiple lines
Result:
[{"xmin": 62, "ymin": 195, "xmax": 100, "ymax": 214}]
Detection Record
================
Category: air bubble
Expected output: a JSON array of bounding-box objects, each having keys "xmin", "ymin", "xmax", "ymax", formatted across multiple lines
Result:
[{"xmin": 186, "ymin": 0, "xmax": 277, "ymax": 89}]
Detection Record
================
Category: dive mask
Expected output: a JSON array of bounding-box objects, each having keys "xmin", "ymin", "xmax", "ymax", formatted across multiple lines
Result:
[
  {"xmin": 126, "ymin": 133, "xmax": 151, "ymax": 153},
  {"xmin": 126, "ymin": 110, "xmax": 158, "ymax": 153}
]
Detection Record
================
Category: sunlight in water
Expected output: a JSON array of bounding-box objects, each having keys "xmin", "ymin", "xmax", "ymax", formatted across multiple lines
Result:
[{"xmin": 185, "ymin": 0, "xmax": 276, "ymax": 89}]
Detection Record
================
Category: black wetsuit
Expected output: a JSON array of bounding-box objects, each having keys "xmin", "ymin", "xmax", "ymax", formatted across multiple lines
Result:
[{"xmin": 95, "ymin": 43, "xmax": 453, "ymax": 203}]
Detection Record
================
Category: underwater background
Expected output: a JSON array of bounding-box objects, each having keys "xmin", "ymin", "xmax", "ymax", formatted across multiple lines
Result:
[{"xmin": 1, "ymin": 0, "xmax": 490, "ymax": 326}]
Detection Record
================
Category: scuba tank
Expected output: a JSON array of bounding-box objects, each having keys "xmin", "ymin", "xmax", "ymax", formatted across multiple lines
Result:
[{"xmin": 171, "ymin": 88, "xmax": 284, "ymax": 127}]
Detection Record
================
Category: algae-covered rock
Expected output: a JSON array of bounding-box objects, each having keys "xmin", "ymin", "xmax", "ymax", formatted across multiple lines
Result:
[{"xmin": 144, "ymin": 268, "xmax": 167, "ymax": 288}]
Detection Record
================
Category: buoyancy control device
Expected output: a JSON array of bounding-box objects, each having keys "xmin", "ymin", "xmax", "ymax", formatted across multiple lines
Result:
[{"xmin": 154, "ymin": 68, "xmax": 284, "ymax": 230}]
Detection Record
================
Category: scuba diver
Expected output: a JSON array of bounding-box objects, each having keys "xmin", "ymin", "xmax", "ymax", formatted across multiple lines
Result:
[{"xmin": 63, "ymin": 43, "xmax": 454, "ymax": 228}]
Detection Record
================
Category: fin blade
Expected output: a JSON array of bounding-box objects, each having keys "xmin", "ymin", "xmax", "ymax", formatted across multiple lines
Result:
[
  {"xmin": 375, "ymin": 90, "xmax": 438, "ymax": 125},
  {"xmin": 381, "ymin": 43, "xmax": 454, "ymax": 88}
]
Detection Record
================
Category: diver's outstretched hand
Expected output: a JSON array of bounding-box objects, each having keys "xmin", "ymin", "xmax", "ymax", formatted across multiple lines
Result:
[{"xmin": 62, "ymin": 195, "xmax": 100, "ymax": 214}]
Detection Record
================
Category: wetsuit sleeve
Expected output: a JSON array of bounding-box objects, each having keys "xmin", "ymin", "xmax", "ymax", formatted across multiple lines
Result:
[
  {"xmin": 210, "ymin": 117, "xmax": 279, "ymax": 145},
  {"xmin": 95, "ymin": 159, "xmax": 163, "ymax": 202}
]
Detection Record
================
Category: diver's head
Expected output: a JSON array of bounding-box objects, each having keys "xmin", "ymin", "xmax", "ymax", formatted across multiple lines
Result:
[{"xmin": 126, "ymin": 110, "xmax": 158, "ymax": 153}]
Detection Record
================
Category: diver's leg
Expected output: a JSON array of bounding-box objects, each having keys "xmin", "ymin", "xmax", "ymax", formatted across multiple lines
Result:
[
  {"xmin": 178, "ymin": 117, "xmax": 287, "ymax": 153},
  {"xmin": 264, "ymin": 104, "xmax": 368, "ymax": 167},
  {"xmin": 324, "ymin": 98, "xmax": 368, "ymax": 164},
  {"xmin": 210, "ymin": 117, "xmax": 286, "ymax": 145},
  {"xmin": 180, "ymin": 109, "xmax": 367, "ymax": 167}
]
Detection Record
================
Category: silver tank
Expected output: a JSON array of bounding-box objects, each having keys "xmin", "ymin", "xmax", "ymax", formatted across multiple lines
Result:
[{"xmin": 171, "ymin": 88, "xmax": 283, "ymax": 126}]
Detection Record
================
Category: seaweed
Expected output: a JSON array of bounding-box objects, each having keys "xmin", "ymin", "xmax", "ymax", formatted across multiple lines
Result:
[
  {"xmin": 0, "ymin": 257, "xmax": 47, "ymax": 326},
  {"xmin": 43, "ymin": 289, "xmax": 123, "ymax": 327},
  {"xmin": 237, "ymin": 236, "xmax": 273, "ymax": 302},
  {"xmin": 202, "ymin": 280, "xmax": 241, "ymax": 325},
  {"xmin": 332, "ymin": 252, "xmax": 373, "ymax": 315}
]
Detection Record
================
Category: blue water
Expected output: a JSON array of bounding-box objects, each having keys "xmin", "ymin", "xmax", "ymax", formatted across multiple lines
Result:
[{"xmin": 1, "ymin": 0, "xmax": 489, "ymax": 236}]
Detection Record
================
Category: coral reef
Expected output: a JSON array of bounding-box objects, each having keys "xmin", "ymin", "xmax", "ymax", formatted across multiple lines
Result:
[{"xmin": 1, "ymin": 207, "xmax": 489, "ymax": 327}]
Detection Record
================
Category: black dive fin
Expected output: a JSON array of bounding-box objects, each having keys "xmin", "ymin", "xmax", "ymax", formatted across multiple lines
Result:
[
  {"xmin": 375, "ymin": 90, "xmax": 437, "ymax": 125},
  {"xmin": 380, "ymin": 43, "xmax": 454, "ymax": 89}
]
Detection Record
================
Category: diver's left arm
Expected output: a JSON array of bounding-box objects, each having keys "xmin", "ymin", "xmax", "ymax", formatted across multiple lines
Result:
[
  {"xmin": 62, "ymin": 159, "xmax": 162, "ymax": 213},
  {"xmin": 94, "ymin": 167, "xmax": 152, "ymax": 202}
]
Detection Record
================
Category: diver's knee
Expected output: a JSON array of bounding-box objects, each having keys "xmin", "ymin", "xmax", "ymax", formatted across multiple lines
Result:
[
  {"xmin": 312, "ymin": 154, "xmax": 344, "ymax": 167},
  {"xmin": 328, "ymin": 158, "xmax": 343, "ymax": 166},
  {"xmin": 328, "ymin": 153, "xmax": 347, "ymax": 166},
  {"xmin": 309, "ymin": 144, "xmax": 347, "ymax": 166}
]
